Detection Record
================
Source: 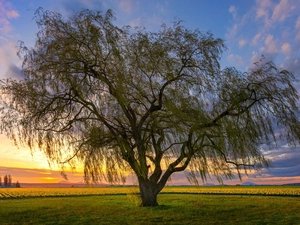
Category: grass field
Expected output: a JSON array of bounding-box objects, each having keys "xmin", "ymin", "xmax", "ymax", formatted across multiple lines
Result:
[{"xmin": 0, "ymin": 186, "xmax": 300, "ymax": 224}]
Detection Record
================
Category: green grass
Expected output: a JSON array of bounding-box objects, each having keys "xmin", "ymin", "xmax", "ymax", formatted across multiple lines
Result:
[{"xmin": 1, "ymin": 194, "xmax": 300, "ymax": 225}]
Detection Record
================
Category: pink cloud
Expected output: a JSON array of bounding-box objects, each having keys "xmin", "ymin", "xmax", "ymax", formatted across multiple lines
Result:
[
  {"xmin": 6, "ymin": 10, "xmax": 19, "ymax": 19},
  {"xmin": 264, "ymin": 34, "xmax": 277, "ymax": 53},
  {"xmin": 271, "ymin": 0, "xmax": 294, "ymax": 22},
  {"xmin": 238, "ymin": 39, "xmax": 247, "ymax": 47},
  {"xmin": 0, "ymin": 1, "xmax": 21, "ymax": 79},
  {"xmin": 119, "ymin": 0, "xmax": 136, "ymax": 14},
  {"xmin": 255, "ymin": 0, "xmax": 273, "ymax": 25},
  {"xmin": 0, "ymin": 1, "xmax": 19, "ymax": 35},
  {"xmin": 256, "ymin": 0, "xmax": 299, "ymax": 28},
  {"xmin": 281, "ymin": 42, "xmax": 291, "ymax": 55},
  {"xmin": 252, "ymin": 33, "xmax": 261, "ymax": 46}
]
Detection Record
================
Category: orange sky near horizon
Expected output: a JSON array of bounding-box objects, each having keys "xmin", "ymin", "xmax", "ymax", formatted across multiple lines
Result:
[{"xmin": 0, "ymin": 134, "xmax": 86, "ymax": 184}]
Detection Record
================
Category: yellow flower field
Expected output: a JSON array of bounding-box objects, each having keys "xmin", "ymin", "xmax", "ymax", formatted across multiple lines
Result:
[{"xmin": 1, "ymin": 186, "xmax": 300, "ymax": 200}]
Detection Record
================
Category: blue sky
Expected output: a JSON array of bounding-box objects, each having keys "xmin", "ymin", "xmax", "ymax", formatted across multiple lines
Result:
[{"xmin": 0, "ymin": 0, "xmax": 300, "ymax": 185}]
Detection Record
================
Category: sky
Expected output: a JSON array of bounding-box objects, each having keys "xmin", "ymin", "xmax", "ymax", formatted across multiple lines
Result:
[{"xmin": 0, "ymin": 0, "xmax": 300, "ymax": 185}]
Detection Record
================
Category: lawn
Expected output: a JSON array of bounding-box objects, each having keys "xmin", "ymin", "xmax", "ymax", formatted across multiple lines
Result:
[{"xmin": 0, "ymin": 190, "xmax": 300, "ymax": 224}]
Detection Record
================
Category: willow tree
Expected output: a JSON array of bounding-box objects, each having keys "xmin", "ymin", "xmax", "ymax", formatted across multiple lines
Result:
[{"xmin": 1, "ymin": 8, "xmax": 300, "ymax": 206}]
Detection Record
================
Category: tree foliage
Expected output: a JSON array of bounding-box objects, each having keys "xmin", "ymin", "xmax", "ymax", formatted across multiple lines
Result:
[
  {"xmin": 16, "ymin": 181, "xmax": 21, "ymax": 188},
  {"xmin": 3, "ymin": 175, "xmax": 8, "ymax": 187},
  {"xmin": 1, "ymin": 175, "xmax": 13, "ymax": 187},
  {"xmin": 8, "ymin": 175, "xmax": 12, "ymax": 186},
  {"xmin": 1, "ymin": 8, "xmax": 300, "ymax": 206}
]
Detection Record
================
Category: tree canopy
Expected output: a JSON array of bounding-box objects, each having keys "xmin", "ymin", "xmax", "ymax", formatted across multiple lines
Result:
[{"xmin": 1, "ymin": 8, "xmax": 300, "ymax": 206}]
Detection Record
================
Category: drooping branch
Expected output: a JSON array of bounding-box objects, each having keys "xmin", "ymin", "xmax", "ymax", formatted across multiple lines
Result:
[{"xmin": 206, "ymin": 135, "xmax": 255, "ymax": 169}]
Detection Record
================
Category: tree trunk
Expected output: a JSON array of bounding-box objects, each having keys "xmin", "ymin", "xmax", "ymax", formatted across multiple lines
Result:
[{"xmin": 138, "ymin": 177, "xmax": 159, "ymax": 207}]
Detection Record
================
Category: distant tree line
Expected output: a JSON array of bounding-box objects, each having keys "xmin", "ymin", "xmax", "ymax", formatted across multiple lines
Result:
[{"xmin": 0, "ymin": 175, "xmax": 20, "ymax": 188}]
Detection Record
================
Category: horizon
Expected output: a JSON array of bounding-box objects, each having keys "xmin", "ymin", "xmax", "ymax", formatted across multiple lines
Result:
[
  {"xmin": 0, "ymin": 0, "xmax": 300, "ymax": 185},
  {"xmin": 1, "ymin": 165, "xmax": 299, "ymax": 186}
]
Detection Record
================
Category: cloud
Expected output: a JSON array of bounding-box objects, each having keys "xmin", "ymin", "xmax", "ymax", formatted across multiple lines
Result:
[
  {"xmin": 0, "ymin": 166, "xmax": 84, "ymax": 183},
  {"xmin": 281, "ymin": 58, "xmax": 300, "ymax": 74},
  {"xmin": 129, "ymin": 17, "xmax": 143, "ymax": 28},
  {"xmin": 264, "ymin": 34, "xmax": 277, "ymax": 53},
  {"xmin": 238, "ymin": 39, "xmax": 247, "ymax": 47},
  {"xmin": 6, "ymin": 9, "xmax": 19, "ymax": 19},
  {"xmin": 264, "ymin": 148, "xmax": 300, "ymax": 177},
  {"xmin": 296, "ymin": 16, "xmax": 300, "ymax": 41},
  {"xmin": 252, "ymin": 33, "xmax": 261, "ymax": 46},
  {"xmin": 118, "ymin": 0, "xmax": 137, "ymax": 14},
  {"xmin": 281, "ymin": 42, "xmax": 292, "ymax": 55},
  {"xmin": 227, "ymin": 54, "xmax": 244, "ymax": 67},
  {"xmin": 0, "ymin": 39, "xmax": 21, "ymax": 79},
  {"xmin": 225, "ymin": 0, "xmax": 300, "ymax": 74},
  {"xmin": 0, "ymin": 1, "xmax": 21, "ymax": 80},
  {"xmin": 255, "ymin": 0, "xmax": 273, "ymax": 25},
  {"xmin": 255, "ymin": 0, "xmax": 298, "ymax": 28},
  {"xmin": 229, "ymin": 5, "xmax": 237, "ymax": 20},
  {"xmin": 7, "ymin": 64, "xmax": 23, "ymax": 79},
  {"xmin": 251, "ymin": 51, "xmax": 260, "ymax": 64},
  {"xmin": 128, "ymin": 14, "xmax": 164, "ymax": 30},
  {"xmin": 296, "ymin": 16, "xmax": 300, "ymax": 29},
  {"xmin": 271, "ymin": 0, "xmax": 294, "ymax": 23},
  {"xmin": 0, "ymin": 1, "xmax": 19, "ymax": 36},
  {"xmin": 171, "ymin": 148, "xmax": 300, "ymax": 185},
  {"xmin": 249, "ymin": 0, "xmax": 300, "ymax": 75},
  {"xmin": 225, "ymin": 4, "xmax": 245, "ymax": 39},
  {"xmin": 226, "ymin": 23, "xmax": 238, "ymax": 39}
]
